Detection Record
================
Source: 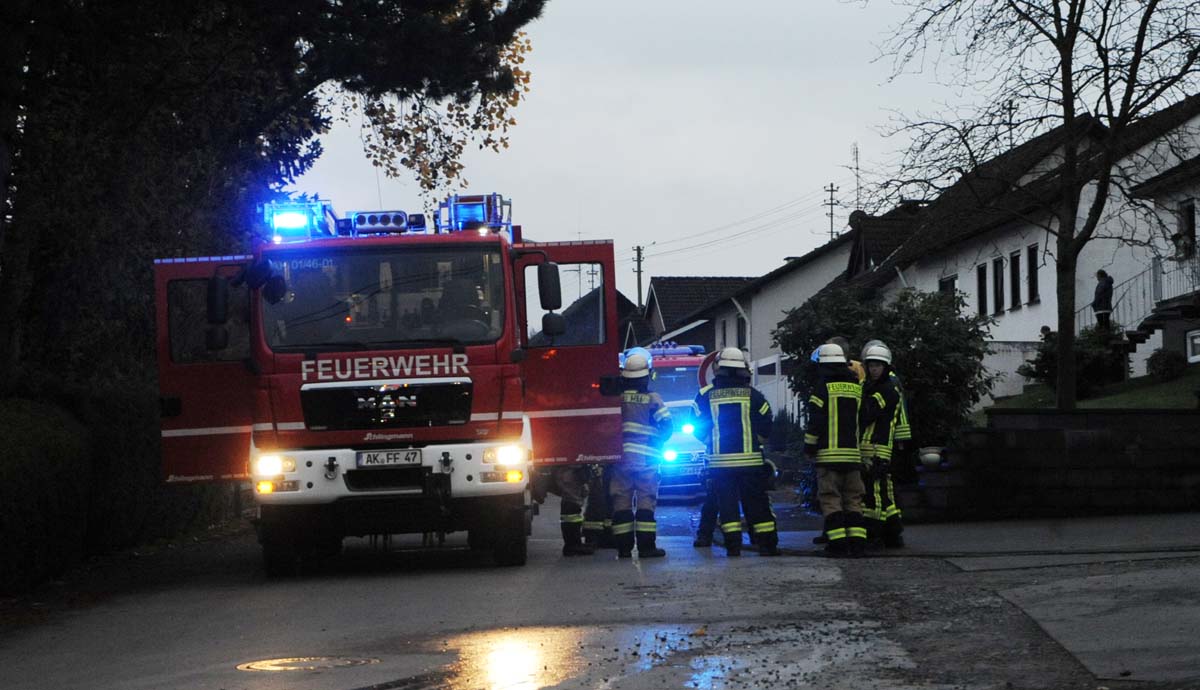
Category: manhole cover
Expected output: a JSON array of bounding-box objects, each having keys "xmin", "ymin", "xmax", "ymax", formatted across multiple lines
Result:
[{"xmin": 237, "ymin": 656, "xmax": 380, "ymax": 672}]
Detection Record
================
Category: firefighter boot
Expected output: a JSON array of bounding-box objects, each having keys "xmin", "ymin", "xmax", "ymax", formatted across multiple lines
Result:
[
  {"xmin": 612, "ymin": 510, "xmax": 636, "ymax": 558},
  {"xmin": 846, "ymin": 512, "xmax": 868, "ymax": 559},
  {"xmin": 757, "ymin": 531, "xmax": 781, "ymax": 557},
  {"xmin": 635, "ymin": 509, "xmax": 666, "ymax": 558},
  {"xmin": 693, "ymin": 533, "xmax": 713, "ymax": 548},
  {"xmin": 561, "ymin": 522, "xmax": 594, "ymax": 557},
  {"xmin": 823, "ymin": 512, "xmax": 848, "ymax": 558}
]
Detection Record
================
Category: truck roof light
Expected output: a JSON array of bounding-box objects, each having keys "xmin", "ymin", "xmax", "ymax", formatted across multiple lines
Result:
[{"xmin": 260, "ymin": 200, "xmax": 334, "ymax": 243}]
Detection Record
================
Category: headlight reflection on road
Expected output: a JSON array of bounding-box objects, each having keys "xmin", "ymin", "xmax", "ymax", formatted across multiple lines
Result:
[{"xmin": 448, "ymin": 627, "xmax": 582, "ymax": 690}]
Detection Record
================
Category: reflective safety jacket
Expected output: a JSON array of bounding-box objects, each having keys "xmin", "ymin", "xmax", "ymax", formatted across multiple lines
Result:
[
  {"xmin": 859, "ymin": 374, "xmax": 901, "ymax": 460},
  {"xmin": 691, "ymin": 376, "xmax": 772, "ymax": 468},
  {"xmin": 620, "ymin": 389, "xmax": 672, "ymax": 468},
  {"xmin": 890, "ymin": 371, "xmax": 912, "ymax": 442},
  {"xmin": 804, "ymin": 367, "xmax": 862, "ymax": 465}
]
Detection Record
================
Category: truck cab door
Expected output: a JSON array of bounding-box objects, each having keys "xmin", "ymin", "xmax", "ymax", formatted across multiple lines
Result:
[
  {"xmin": 154, "ymin": 256, "xmax": 256, "ymax": 482},
  {"xmin": 516, "ymin": 241, "xmax": 622, "ymax": 465}
]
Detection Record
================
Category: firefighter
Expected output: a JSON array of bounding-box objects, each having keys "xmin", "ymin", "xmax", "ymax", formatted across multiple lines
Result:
[
  {"xmin": 804, "ymin": 344, "xmax": 865, "ymax": 557},
  {"xmin": 861, "ymin": 339, "xmax": 909, "ymax": 547},
  {"xmin": 610, "ymin": 352, "xmax": 672, "ymax": 558},
  {"xmin": 859, "ymin": 343, "xmax": 902, "ymax": 550},
  {"xmin": 691, "ymin": 348, "xmax": 779, "ymax": 557}
]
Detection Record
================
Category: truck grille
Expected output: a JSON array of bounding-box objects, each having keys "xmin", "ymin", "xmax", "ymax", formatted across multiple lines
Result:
[
  {"xmin": 301, "ymin": 380, "xmax": 472, "ymax": 430},
  {"xmin": 344, "ymin": 466, "xmax": 428, "ymax": 492}
]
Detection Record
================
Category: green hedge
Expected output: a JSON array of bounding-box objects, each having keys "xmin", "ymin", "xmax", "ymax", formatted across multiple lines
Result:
[
  {"xmin": 0, "ymin": 398, "xmax": 91, "ymax": 592},
  {"xmin": 1, "ymin": 387, "xmax": 238, "ymax": 594}
]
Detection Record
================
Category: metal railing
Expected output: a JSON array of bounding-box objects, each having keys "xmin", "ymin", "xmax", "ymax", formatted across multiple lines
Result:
[{"xmin": 1074, "ymin": 255, "xmax": 1200, "ymax": 334}]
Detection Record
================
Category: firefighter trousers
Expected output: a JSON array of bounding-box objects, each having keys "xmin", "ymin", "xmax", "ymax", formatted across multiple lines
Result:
[
  {"xmin": 862, "ymin": 468, "xmax": 903, "ymax": 543},
  {"xmin": 582, "ymin": 466, "xmax": 613, "ymax": 545},
  {"xmin": 817, "ymin": 465, "xmax": 866, "ymax": 555},
  {"xmin": 610, "ymin": 465, "xmax": 660, "ymax": 554},
  {"xmin": 697, "ymin": 478, "xmax": 719, "ymax": 536},
  {"xmin": 551, "ymin": 465, "xmax": 588, "ymax": 546},
  {"xmin": 710, "ymin": 466, "xmax": 776, "ymax": 553}
]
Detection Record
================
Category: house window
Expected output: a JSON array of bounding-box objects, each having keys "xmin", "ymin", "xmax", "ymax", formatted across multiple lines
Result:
[
  {"xmin": 976, "ymin": 264, "xmax": 988, "ymax": 316},
  {"xmin": 992, "ymin": 258, "xmax": 1005, "ymax": 315},
  {"xmin": 736, "ymin": 316, "xmax": 747, "ymax": 349},
  {"xmin": 1027, "ymin": 244, "xmax": 1040, "ymax": 303},
  {"xmin": 1010, "ymin": 251, "xmax": 1022, "ymax": 309},
  {"xmin": 938, "ymin": 274, "xmax": 957, "ymax": 295},
  {"xmin": 1176, "ymin": 201, "xmax": 1196, "ymax": 259},
  {"xmin": 1188, "ymin": 329, "xmax": 1200, "ymax": 364}
]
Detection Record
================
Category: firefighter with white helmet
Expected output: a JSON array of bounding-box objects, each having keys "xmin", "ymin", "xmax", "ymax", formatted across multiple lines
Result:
[
  {"xmin": 805, "ymin": 343, "xmax": 866, "ymax": 556},
  {"xmin": 859, "ymin": 341, "xmax": 905, "ymax": 548},
  {"xmin": 690, "ymin": 347, "xmax": 779, "ymax": 557},
  {"xmin": 862, "ymin": 339, "xmax": 912, "ymax": 448},
  {"xmin": 610, "ymin": 351, "xmax": 672, "ymax": 558}
]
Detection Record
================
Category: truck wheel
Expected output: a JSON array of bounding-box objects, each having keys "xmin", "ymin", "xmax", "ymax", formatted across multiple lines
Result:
[
  {"xmin": 468, "ymin": 529, "xmax": 494, "ymax": 551},
  {"xmin": 262, "ymin": 542, "xmax": 299, "ymax": 578},
  {"xmin": 492, "ymin": 520, "xmax": 527, "ymax": 567}
]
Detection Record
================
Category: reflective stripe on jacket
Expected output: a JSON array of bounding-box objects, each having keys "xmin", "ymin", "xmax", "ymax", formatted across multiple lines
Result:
[
  {"xmin": 621, "ymin": 389, "xmax": 672, "ymax": 467},
  {"xmin": 859, "ymin": 374, "xmax": 900, "ymax": 460},
  {"xmin": 692, "ymin": 376, "xmax": 772, "ymax": 468},
  {"xmin": 804, "ymin": 367, "xmax": 861, "ymax": 465}
]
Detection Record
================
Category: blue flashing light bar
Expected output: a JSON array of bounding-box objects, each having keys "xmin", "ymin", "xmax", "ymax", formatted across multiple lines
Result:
[
  {"xmin": 261, "ymin": 200, "xmax": 334, "ymax": 243},
  {"xmin": 435, "ymin": 193, "xmax": 512, "ymax": 235},
  {"xmin": 663, "ymin": 449, "xmax": 679, "ymax": 462}
]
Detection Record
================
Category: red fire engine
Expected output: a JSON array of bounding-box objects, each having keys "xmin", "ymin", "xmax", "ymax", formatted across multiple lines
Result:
[{"xmin": 154, "ymin": 194, "xmax": 621, "ymax": 573}]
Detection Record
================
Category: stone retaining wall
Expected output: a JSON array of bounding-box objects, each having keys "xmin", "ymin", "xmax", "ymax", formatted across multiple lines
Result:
[{"xmin": 898, "ymin": 409, "xmax": 1200, "ymax": 522}]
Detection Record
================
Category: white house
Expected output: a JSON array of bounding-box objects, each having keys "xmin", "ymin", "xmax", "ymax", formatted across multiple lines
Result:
[{"xmin": 850, "ymin": 95, "xmax": 1200, "ymax": 401}]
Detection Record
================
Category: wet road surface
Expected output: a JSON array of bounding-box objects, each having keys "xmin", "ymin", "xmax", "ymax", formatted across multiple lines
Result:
[{"xmin": 0, "ymin": 497, "xmax": 971, "ymax": 690}]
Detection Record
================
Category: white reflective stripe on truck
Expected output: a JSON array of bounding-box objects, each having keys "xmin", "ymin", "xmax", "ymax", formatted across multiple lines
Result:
[{"xmin": 162, "ymin": 425, "xmax": 253, "ymax": 438}]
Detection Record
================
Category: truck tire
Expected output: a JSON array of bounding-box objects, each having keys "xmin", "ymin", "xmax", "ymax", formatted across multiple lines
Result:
[
  {"xmin": 467, "ymin": 529, "xmax": 494, "ymax": 551},
  {"xmin": 262, "ymin": 542, "xmax": 299, "ymax": 578},
  {"xmin": 258, "ymin": 519, "xmax": 299, "ymax": 577},
  {"xmin": 492, "ymin": 516, "xmax": 527, "ymax": 566}
]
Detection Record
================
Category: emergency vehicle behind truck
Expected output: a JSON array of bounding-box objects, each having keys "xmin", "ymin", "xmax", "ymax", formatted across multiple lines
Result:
[{"xmin": 155, "ymin": 194, "xmax": 622, "ymax": 574}]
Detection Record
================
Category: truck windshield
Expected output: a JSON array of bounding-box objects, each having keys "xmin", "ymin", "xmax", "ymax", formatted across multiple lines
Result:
[
  {"xmin": 654, "ymin": 365, "xmax": 701, "ymax": 403},
  {"xmin": 262, "ymin": 247, "xmax": 506, "ymax": 350}
]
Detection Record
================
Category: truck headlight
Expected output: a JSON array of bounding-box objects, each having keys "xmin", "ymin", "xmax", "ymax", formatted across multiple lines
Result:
[
  {"xmin": 483, "ymin": 444, "xmax": 527, "ymax": 466},
  {"xmin": 254, "ymin": 454, "xmax": 296, "ymax": 475}
]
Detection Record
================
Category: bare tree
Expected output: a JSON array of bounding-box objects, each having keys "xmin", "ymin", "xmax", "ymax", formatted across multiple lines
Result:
[{"xmin": 881, "ymin": 0, "xmax": 1200, "ymax": 408}]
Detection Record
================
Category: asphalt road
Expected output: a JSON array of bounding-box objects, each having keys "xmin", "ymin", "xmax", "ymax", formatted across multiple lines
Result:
[{"xmin": 4, "ymin": 498, "xmax": 1198, "ymax": 690}]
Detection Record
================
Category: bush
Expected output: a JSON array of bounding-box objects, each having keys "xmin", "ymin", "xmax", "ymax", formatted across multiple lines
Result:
[
  {"xmin": 1147, "ymin": 348, "xmax": 1189, "ymax": 382},
  {"xmin": 773, "ymin": 287, "xmax": 998, "ymax": 447},
  {"xmin": 1017, "ymin": 326, "xmax": 1128, "ymax": 397},
  {"xmin": 0, "ymin": 399, "xmax": 90, "ymax": 593}
]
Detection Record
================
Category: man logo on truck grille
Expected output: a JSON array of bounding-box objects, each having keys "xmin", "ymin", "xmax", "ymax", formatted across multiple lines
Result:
[{"xmin": 356, "ymin": 395, "xmax": 419, "ymax": 410}]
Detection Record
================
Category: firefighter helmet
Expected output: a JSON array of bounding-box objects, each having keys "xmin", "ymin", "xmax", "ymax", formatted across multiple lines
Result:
[
  {"xmin": 816, "ymin": 343, "xmax": 846, "ymax": 363},
  {"xmin": 860, "ymin": 339, "xmax": 884, "ymax": 361},
  {"xmin": 863, "ymin": 343, "xmax": 893, "ymax": 365},
  {"xmin": 622, "ymin": 352, "xmax": 651, "ymax": 379},
  {"xmin": 716, "ymin": 347, "xmax": 749, "ymax": 370}
]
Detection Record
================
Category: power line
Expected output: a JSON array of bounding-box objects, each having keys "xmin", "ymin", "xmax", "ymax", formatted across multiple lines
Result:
[{"xmin": 642, "ymin": 203, "xmax": 827, "ymax": 261}]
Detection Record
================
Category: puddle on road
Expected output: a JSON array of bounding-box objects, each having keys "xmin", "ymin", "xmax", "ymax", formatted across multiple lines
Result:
[{"xmin": 432, "ymin": 621, "xmax": 922, "ymax": 689}]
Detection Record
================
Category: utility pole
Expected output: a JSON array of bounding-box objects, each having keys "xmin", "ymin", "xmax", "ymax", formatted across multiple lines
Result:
[
  {"xmin": 823, "ymin": 183, "xmax": 839, "ymax": 240},
  {"xmin": 633, "ymin": 245, "xmax": 645, "ymax": 309},
  {"xmin": 852, "ymin": 143, "xmax": 861, "ymax": 211},
  {"xmin": 587, "ymin": 263, "xmax": 598, "ymax": 290}
]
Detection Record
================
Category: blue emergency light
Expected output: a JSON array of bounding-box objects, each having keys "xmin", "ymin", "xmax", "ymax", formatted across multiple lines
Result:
[
  {"xmin": 436, "ymin": 193, "xmax": 512, "ymax": 235},
  {"xmin": 261, "ymin": 200, "xmax": 334, "ymax": 243}
]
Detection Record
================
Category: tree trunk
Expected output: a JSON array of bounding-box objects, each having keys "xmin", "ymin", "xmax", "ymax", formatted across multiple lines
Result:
[{"xmin": 1054, "ymin": 251, "xmax": 1078, "ymax": 410}]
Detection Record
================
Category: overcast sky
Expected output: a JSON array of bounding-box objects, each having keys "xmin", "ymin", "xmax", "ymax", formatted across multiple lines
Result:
[{"xmin": 291, "ymin": 1, "xmax": 947, "ymax": 302}]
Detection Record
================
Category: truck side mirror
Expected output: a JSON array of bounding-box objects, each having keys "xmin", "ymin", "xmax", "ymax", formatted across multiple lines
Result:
[
  {"xmin": 207, "ymin": 275, "xmax": 230, "ymax": 325},
  {"xmin": 538, "ymin": 262, "xmax": 562, "ymax": 311},
  {"xmin": 541, "ymin": 312, "xmax": 566, "ymax": 337},
  {"xmin": 241, "ymin": 260, "xmax": 273, "ymax": 289},
  {"xmin": 263, "ymin": 275, "xmax": 288, "ymax": 305}
]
